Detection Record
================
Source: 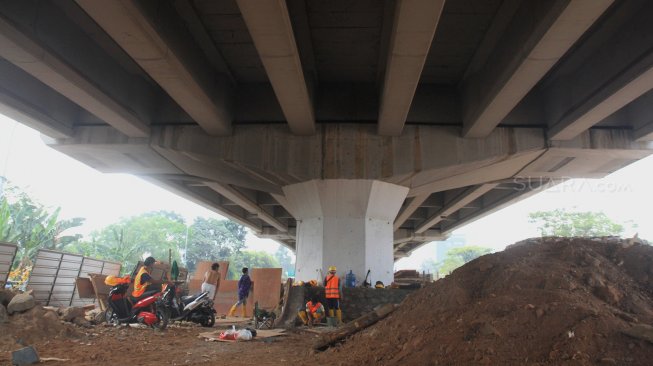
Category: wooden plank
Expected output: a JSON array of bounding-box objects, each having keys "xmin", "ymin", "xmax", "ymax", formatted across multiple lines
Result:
[
  {"xmin": 214, "ymin": 280, "xmax": 245, "ymax": 316},
  {"xmin": 250, "ymin": 268, "xmax": 282, "ymax": 311},
  {"xmin": 75, "ymin": 277, "xmax": 95, "ymax": 298}
]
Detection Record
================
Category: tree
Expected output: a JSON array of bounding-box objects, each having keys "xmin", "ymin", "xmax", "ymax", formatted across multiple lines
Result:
[
  {"xmin": 227, "ymin": 250, "xmax": 279, "ymax": 279},
  {"xmin": 273, "ymin": 245, "xmax": 295, "ymax": 278},
  {"xmin": 529, "ymin": 209, "xmax": 625, "ymax": 237},
  {"xmin": 184, "ymin": 217, "xmax": 247, "ymax": 273},
  {"xmin": 438, "ymin": 246, "xmax": 492, "ymax": 275},
  {"xmin": 0, "ymin": 181, "xmax": 84, "ymax": 264},
  {"xmin": 66, "ymin": 211, "xmax": 186, "ymax": 273}
]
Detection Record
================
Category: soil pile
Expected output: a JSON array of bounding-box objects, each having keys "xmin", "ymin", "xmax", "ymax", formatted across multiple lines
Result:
[
  {"xmin": 322, "ymin": 237, "xmax": 653, "ymax": 365},
  {"xmin": 0, "ymin": 305, "xmax": 81, "ymax": 350}
]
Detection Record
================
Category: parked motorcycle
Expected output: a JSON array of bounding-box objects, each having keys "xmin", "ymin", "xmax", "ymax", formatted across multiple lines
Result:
[
  {"xmin": 104, "ymin": 275, "xmax": 170, "ymax": 330},
  {"xmin": 162, "ymin": 284, "xmax": 216, "ymax": 327}
]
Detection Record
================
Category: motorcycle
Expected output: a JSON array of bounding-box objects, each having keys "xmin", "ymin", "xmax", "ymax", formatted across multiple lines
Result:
[
  {"xmin": 104, "ymin": 275, "xmax": 170, "ymax": 330},
  {"xmin": 161, "ymin": 284, "xmax": 216, "ymax": 327}
]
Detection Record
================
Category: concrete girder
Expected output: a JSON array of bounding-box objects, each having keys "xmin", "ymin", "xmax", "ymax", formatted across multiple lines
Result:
[
  {"xmin": 393, "ymin": 193, "xmax": 430, "ymax": 231},
  {"xmin": 152, "ymin": 125, "xmax": 546, "ymax": 186},
  {"xmin": 172, "ymin": 0, "xmax": 236, "ymax": 85},
  {"xmin": 378, "ymin": 0, "xmax": 445, "ymax": 136},
  {"xmin": 236, "ymin": 0, "xmax": 315, "ymax": 135},
  {"xmin": 203, "ymin": 182, "xmax": 288, "ymax": 233},
  {"xmin": 75, "ymin": 0, "xmax": 232, "ymax": 136},
  {"xmin": 415, "ymin": 184, "xmax": 498, "ymax": 234},
  {"xmin": 438, "ymin": 178, "xmax": 557, "ymax": 235},
  {"xmin": 0, "ymin": 17, "xmax": 150, "ymax": 138},
  {"xmin": 542, "ymin": 0, "xmax": 653, "ymax": 140},
  {"xmin": 393, "ymin": 229, "xmax": 445, "ymax": 246},
  {"xmin": 142, "ymin": 177, "xmax": 262, "ymax": 233},
  {"xmin": 0, "ymin": 88, "xmax": 73, "ymax": 139},
  {"xmin": 462, "ymin": 0, "xmax": 614, "ymax": 138}
]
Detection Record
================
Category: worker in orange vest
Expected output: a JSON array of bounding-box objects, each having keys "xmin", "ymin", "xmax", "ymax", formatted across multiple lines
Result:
[
  {"xmin": 323, "ymin": 266, "xmax": 343, "ymax": 324},
  {"xmin": 132, "ymin": 256, "xmax": 161, "ymax": 299},
  {"xmin": 297, "ymin": 296, "xmax": 325, "ymax": 326}
]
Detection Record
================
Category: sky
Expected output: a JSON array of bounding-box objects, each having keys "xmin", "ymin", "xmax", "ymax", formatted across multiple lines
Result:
[{"xmin": 2, "ymin": 114, "xmax": 652, "ymax": 271}]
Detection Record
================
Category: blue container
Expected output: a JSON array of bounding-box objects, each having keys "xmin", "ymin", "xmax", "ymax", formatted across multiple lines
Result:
[{"xmin": 345, "ymin": 270, "xmax": 356, "ymax": 288}]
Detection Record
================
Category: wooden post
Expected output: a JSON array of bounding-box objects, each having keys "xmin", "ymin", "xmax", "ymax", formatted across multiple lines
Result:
[{"xmin": 313, "ymin": 303, "xmax": 398, "ymax": 350}]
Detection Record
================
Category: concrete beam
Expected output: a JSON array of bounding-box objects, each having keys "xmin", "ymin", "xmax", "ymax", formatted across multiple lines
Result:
[
  {"xmin": 378, "ymin": 0, "xmax": 445, "ymax": 136},
  {"xmin": 144, "ymin": 177, "xmax": 259, "ymax": 232},
  {"xmin": 204, "ymin": 182, "xmax": 288, "ymax": 233},
  {"xmin": 462, "ymin": 0, "xmax": 614, "ymax": 138},
  {"xmin": 393, "ymin": 193, "xmax": 430, "ymax": 231},
  {"xmin": 236, "ymin": 0, "xmax": 315, "ymax": 135},
  {"xmin": 0, "ymin": 88, "xmax": 73, "ymax": 139},
  {"xmin": 550, "ymin": 65, "xmax": 653, "ymax": 139},
  {"xmin": 415, "ymin": 184, "xmax": 498, "ymax": 233},
  {"xmin": 544, "ymin": 0, "xmax": 653, "ymax": 140},
  {"xmin": 172, "ymin": 0, "xmax": 236, "ymax": 85},
  {"xmin": 0, "ymin": 17, "xmax": 149, "ymax": 138},
  {"xmin": 75, "ymin": 0, "xmax": 232, "ymax": 136},
  {"xmin": 393, "ymin": 229, "xmax": 444, "ymax": 246}
]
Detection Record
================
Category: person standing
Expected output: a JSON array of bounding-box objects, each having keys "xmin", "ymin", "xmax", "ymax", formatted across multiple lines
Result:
[
  {"xmin": 228, "ymin": 267, "xmax": 252, "ymax": 317},
  {"xmin": 201, "ymin": 262, "xmax": 221, "ymax": 300},
  {"xmin": 323, "ymin": 266, "xmax": 343, "ymax": 324}
]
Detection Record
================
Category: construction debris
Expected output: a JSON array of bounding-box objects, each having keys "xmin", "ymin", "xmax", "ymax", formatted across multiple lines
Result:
[
  {"xmin": 392, "ymin": 269, "xmax": 432, "ymax": 289},
  {"xmin": 317, "ymin": 237, "xmax": 653, "ymax": 365},
  {"xmin": 314, "ymin": 303, "xmax": 397, "ymax": 350}
]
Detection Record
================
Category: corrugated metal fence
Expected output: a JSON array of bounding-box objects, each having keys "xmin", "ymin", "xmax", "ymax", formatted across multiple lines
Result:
[
  {"xmin": 28, "ymin": 249, "xmax": 121, "ymax": 307},
  {"xmin": 0, "ymin": 242, "xmax": 17, "ymax": 285}
]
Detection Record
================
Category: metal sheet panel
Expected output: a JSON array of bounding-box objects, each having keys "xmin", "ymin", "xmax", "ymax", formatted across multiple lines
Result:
[
  {"xmin": 28, "ymin": 249, "xmax": 121, "ymax": 306},
  {"xmin": 0, "ymin": 243, "xmax": 17, "ymax": 285}
]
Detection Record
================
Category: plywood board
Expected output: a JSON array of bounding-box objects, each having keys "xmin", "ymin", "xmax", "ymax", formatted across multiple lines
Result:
[
  {"xmin": 189, "ymin": 261, "xmax": 229, "ymax": 295},
  {"xmin": 251, "ymin": 268, "xmax": 282, "ymax": 311},
  {"xmin": 214, "ymin": 280, "xmax": 249, "ymax": 316},
  {"xmin": 75, "ymin": 277, "xmax": 95, "ymax": 298}
]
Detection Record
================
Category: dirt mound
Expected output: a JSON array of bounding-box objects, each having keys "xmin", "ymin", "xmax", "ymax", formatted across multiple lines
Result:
[
  {"xmin": 321, "ymin": 237, "xmax": 653, "ymax": 365},
  {"xmin": 0, "ymin": 305, "xmax": 81, "ymax": 351}
]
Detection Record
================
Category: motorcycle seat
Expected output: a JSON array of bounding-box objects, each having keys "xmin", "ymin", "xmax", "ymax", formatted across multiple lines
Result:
[{"xmin": 181, "ymin": 293, "xmax": 201, "ymax": 304}]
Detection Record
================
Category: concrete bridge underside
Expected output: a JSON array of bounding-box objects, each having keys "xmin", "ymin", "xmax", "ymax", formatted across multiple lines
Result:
[{"xmin": 1, "ymin": 0, "xmax": 652, "ymax": 283}]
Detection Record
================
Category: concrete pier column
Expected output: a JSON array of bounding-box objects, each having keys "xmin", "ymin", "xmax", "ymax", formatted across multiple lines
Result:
[{"xmin": 283, "ymin": 180, "xmax": 408, "ymax": 286}]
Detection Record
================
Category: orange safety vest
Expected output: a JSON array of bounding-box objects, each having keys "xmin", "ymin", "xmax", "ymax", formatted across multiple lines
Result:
[
  {"xmin": 324, "ymin": 274, "xmax": 340, "ymax": 299},
  {"xmin": 132, "ymin": 266, "xmax": 151, "ymax": 298},
  {"xmin": 307, "ymin": 301, "xmax": 323, "ymax": 314}
]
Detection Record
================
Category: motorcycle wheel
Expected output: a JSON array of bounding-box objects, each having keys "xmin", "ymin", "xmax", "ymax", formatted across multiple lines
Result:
[
  {"xmin": 153, "ymin": 307, "xmax": 170, "ymax": 331},
  {"xmin": 200, "ymin": 311, "xmax": 215, "ymax": 328},
  {"xmin": 105, "ymin": 308, "xmax": 119, "ymax": 326}
]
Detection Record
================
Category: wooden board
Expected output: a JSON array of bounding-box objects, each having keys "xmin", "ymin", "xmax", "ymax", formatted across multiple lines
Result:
[
  {"xmin": 214, "ymin": 280, "xmax": 247, "ymax": 316},
  {"xmin": 250, "ymin": 268, "xmax": 282, "ymax": 311},
  {"xmin": 189, "ymin": 261, "xmax": 229, "ymax": 295}
]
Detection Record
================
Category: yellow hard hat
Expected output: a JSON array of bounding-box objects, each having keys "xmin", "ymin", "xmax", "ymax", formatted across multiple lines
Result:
[{"xmin": 328, "ymin": 266, "xmax": 337, "ymax": 272}]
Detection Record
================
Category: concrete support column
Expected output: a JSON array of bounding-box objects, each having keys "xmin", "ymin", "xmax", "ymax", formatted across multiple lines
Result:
[{"xmin": 283, "ymin": 180, "xmax": 408, "ymax": 286}]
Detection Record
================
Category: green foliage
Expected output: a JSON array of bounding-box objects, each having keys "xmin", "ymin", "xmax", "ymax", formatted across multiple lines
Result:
[
  {"xmin": 0, "ymin": 180, "xmax": 84, "ymax": 264},
  {"xmin": 529, "ymin": 209, "xmax": 625, "ymax": 237},
  {"xmin": 184, "ymin": 217, "xmax": 247, "ymax": 273},
  {"xmin": 273, "ymin": 245, "xmax": 295, "ymax": 278},
  {"xmin": 227, "ymin": 250, "xmax": 279, "ymax": 279},
  {"xmin": 65, "ymin": 211, "xmax": 186, "ymax": 273},
  {"xmin": 424, "ymin": 245, "xmax": 492, "ymax": 276}
]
